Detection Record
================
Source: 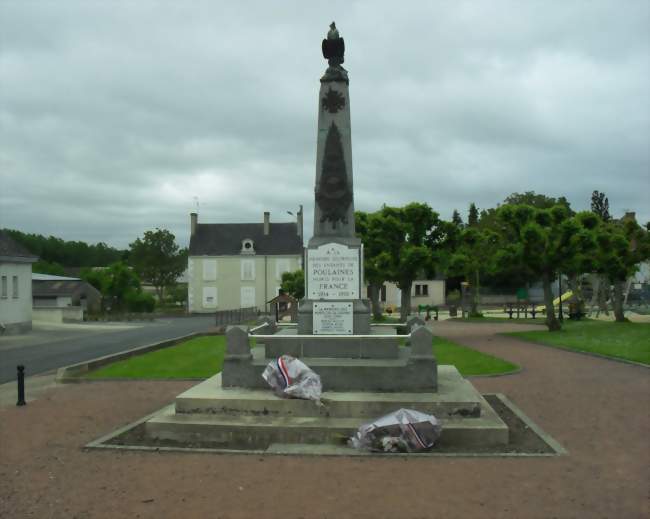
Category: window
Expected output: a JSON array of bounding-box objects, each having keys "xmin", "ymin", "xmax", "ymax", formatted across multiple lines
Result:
[
  {"xmin": 276, "ymin": 258, "xmax": 291, "ymax": 280},
  {"xmin": 241, "ymin": 259, "xmax": 255, "ymax": 280},
  {"xmin": 415, "ymin": 284, "xmax": 429, "ymax": 297},
  {"xmin": 1, "ymin": 276, "xmax": 6, "ymax": 298},
  {"xmin": 202, "ymin": 287, "xmax": 217, "ymax": 308},
  {"xmin": 241, "ymin": 286, "xmax": 256, "ymax": 308},
  {"xmin": 12, "ymin": 276, "xmax": 18, "ymax": 299},
  {"xmin": 202, "ymin": 260, "xmax": 217, "ymax": 281},
  {"xmin": 241, "ymin": 239, "xmax": 255, "ymax": 254}
]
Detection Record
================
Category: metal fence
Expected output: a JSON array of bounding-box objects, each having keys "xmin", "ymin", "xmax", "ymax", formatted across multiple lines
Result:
[{"xmin": 215, "ymin": 307, "xmax": 258, "ymax": 326}]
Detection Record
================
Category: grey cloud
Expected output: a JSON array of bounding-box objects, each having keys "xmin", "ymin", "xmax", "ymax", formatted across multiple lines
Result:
[{"xmin": 1, "ymin": 1, "xmax": 648, "ymax": 251}]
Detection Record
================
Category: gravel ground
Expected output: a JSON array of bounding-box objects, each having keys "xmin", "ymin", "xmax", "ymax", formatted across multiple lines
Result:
[{"xmin": 1, "ymin": 321, "xmax": 648, "ymax": 519}]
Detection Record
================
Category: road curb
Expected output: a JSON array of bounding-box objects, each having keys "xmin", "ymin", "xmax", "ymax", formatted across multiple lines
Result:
[{"xmin": 56, "ymin": 331, "xmax": 220, "ymax": 383}]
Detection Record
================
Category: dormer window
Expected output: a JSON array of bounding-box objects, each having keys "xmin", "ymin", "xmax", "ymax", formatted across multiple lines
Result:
[{"xmin": 241, "ymin": 238, "xmax": 255, "ymax": 254}]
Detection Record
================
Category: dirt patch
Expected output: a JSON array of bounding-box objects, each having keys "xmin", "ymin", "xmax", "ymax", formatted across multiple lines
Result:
[{"xmin": 97, "ymin": 394, "xmax": 556, "ymax": 455}]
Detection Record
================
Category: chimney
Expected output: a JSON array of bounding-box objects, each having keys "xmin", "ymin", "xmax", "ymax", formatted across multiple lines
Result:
[
  {"xmin": 297, "ymin": 205, "xmax": 303, "ymax": 241},
  {"xmin": 263, "ymin": 211, "xmax": 270, "ymax": 235},
  {"xmin": 190, "ymin": 212, "xmax": 198, "ymax": 236}
]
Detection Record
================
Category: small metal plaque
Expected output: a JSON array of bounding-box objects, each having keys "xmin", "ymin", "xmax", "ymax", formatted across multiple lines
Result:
[{"xmin": 313, "ymin": 302, "xmax": 353, "ymax": 335}]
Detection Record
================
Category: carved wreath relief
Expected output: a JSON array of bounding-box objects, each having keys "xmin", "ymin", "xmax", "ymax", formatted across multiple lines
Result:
[
  {"xmin": 316, "ymin": 122, "xmax": 352, "ymax": 228},
  {"xmin": 321, "ymin": 87, "xmax": 345, "ymax": 114}
]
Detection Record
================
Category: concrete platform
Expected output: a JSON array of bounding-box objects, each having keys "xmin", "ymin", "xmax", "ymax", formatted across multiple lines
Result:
[
  {"xmin": 177, "ymin": 367, "xmax": 479, "ymax": 418},
  {"xmin": 222, "ymin": 346, "xmax": 437, "ymax": 392},
  {"xmin": 145, "ymin": 366, "xmax": 508, "ymax": 449}
]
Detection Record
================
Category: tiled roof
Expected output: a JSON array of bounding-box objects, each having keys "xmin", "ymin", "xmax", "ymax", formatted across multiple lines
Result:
[
  {"xmin": 189, "ymin": 223, "xmax": 303, "ymax": 256},
  {"xmin": 32, "ymin": 280, "xmax": 101, "ymax": 298},
  {"xmin": 0, "ymin": 230, "xmax": 38, "ymax": 260}
]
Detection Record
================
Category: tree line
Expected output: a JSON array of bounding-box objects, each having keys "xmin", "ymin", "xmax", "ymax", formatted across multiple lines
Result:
[
  {"xmin": 281, "ymin": 191, "xmax": 648, "ymax": 331},
  {"xmin": 354, "ymin": 190, "xmax": 649, "ymax": 331},
  {"xmin": 4, "ymin": 227, "xmax": 187, "ymax": 313}
]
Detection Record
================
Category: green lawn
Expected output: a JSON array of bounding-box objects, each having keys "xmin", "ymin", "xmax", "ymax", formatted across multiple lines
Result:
[
  {"xmin": 85, "ymin": 334, "xmax": 519, "ymax": 379},
  {"xmin": 371, "ymin": 315, "xmax": 403, "ymax": 324},
  {"xmin": 450, "ymin": 316, "xmax": 546, "ymax": 325},
  {"xmin": 85, "ymin": 336, "xmax": 227, "ymax": 379},
  {"xmin": 508, "ymin": 320, "xmax": 650, "ymax": 365},
  {"xmin": 435, "ymin": 337, "xmax": 519, "ymax": 376}
]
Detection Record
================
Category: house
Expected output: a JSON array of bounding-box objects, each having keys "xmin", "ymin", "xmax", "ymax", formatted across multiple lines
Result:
[
  {"xmin": 0, "ymin": 230, "xmax": 37, "ymax": 334},
  {"xmin": 366, "ymin": 278, "xmax": 446, "ymax": 310},
  {"xmin": 187, "ymin": 210, "xmax": 304, "ymax": 313},
  {"xmin": 32, "ymin": 273, "xmax": 102, "ymax": 322}
]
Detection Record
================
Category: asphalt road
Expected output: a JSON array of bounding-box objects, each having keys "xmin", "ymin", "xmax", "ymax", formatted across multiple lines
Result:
[{"xmin": 0, "ymin": 316, "xmax": 216, "ymax": 384}]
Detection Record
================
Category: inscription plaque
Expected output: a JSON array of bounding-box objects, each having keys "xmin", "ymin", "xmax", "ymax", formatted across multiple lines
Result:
[
  {"xmin": 313, "ymin": 302, "xmax": 353, "ymax": 335},
  {"xmin": 307, "ymin": 242, "xmax": 360, "ymax": 300}
]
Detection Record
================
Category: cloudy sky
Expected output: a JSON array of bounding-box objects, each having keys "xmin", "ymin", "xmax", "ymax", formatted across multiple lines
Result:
[{"xmin": 1, "ymin": 1, "xmax": 648, "ymax": 249}]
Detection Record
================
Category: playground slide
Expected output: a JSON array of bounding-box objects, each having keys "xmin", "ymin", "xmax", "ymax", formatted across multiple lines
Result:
[{"xmin": 537, "ymin": 290, "xmax": 573, "ymax": 312}]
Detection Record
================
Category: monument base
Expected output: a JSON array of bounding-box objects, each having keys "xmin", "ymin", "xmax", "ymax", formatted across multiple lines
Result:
[{"xmin": 144, "ymin": 366, "xmax": 508, "ymax": 449}]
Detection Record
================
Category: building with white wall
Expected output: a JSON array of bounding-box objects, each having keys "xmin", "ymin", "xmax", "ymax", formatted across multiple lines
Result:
[
  {"xmin": 0, "ymin": 231, "xmax": 37, "ymax": 334},
  {"xmin": 187, "ymin": 211, "xmax": 304, "ymax": 313},
  {"xmin": 366, "ymin": 278, "xmax": 446, "ymax": 310}
]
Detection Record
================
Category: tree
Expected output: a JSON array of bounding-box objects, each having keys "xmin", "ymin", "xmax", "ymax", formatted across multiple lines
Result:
[
  {"xmin": 356, "ymin": 210, "xmax": 389, "ymax": 320},
  {"xmin": 81, "ymin": 261, "xmax": 142, "ymax": 311},
  {"xmin": 371, "ymin": 203, "xmax": 445, "ymax": 321},
  {"xmin": 448, "ymin": 227, "xmax": 499, "ymax": 316},
  {"xmin": 4, "ymin": 228, "xmax": 124, "ymax": 267},
  {"xmin": 281, "ymin": 270, "xmax": 304, "ymax": 300},
  {"xmin": 594, "ymin": 216, "xmax": 650, "ymax": 321},
  {"xmin": 591, "ymin": 190, "xmax": 610, "ymax": 222},
  {"xmin": 497, "ymin": 204, "xmax": 597, "ymax": 331},
  {"xmin": 451, "ymin": 209, "xmax": 463, "ymax": 228},
  {"xmin": 468, "ymin": 203, "xmax": 479, "ymax": 227},
  {"xmin": 32, "ymin": 260, "xmax": 66, "ymax": 276},
  {"xmin": 503, "ymin": 191, "xmax": 572, "ymax": 212},
  {"xmin": 129, "ymin": 229, "xmax": 186, "ymax": 301}
]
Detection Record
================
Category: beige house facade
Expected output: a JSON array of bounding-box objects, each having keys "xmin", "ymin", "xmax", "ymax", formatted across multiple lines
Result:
[{"xmin": 188, "ymin": 211, "xmax": 303, "ymax": 313}]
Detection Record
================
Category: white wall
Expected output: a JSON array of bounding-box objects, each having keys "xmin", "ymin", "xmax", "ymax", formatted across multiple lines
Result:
[
  {"xmin": 188, "ymin": 255, "xmax": 301, "ymax": 313},
  {"xmin": 0, "ymin": 262, "xmax": 33, "ymax": 329},
  {"xmin": 33, "ymin": 306, "xmax": 84, "ymax": 323},
  {"xmin": 375, "ymin": 280, "xmax": 446, "ymax": 309}
]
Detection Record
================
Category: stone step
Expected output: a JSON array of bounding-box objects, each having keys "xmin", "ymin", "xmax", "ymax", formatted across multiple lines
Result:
[
  {"xmin": 260, "ymin": 326, "xmax": 400, "ymax": 359},
  {"xmin": 222, "ymin": 347, "xmax": 437, "ymax": 392},
  {"xmin": 145, "ymin": 403, "xmax": 508, "ymax": 449},
  {"xmin": 176, "ymin": 368, "xmax": 481, "ymax": 419}
]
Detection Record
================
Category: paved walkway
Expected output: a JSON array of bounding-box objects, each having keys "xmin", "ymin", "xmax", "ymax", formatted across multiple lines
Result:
[{"xmin": 1, "ymin": 321, "xmax": 648, "ymax": 518}]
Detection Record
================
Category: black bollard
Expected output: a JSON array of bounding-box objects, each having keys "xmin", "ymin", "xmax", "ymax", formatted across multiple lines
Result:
[{"xmin": 16, "ymin": 365, "xmax": 26, "ymax": 406}]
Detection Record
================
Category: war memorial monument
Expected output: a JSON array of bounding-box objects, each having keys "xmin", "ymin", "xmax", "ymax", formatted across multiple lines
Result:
[{"xmin": 142, "ymin": 24, "xmax": 509, "ymax": 451}]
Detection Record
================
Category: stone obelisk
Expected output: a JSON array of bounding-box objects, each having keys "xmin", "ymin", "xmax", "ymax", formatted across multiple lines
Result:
[{"xmin": 298, "ymin": 22, "xmax": 371, "ymax": 335}]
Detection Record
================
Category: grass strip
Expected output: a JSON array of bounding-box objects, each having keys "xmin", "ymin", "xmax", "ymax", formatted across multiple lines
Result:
[
  {"xmin": 435, "ymin": 337, "xmax": 519, "ymax": 376},
  {"xmin": 85, "ymin": 334, "xmax": 519, "ymax": 379},
  {"xmin": 507, "ymin": 320, "xmax": 650, "ymax": 365}
]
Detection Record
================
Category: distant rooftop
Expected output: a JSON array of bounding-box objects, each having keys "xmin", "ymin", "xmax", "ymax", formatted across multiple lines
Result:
[
  {"xmin": 0, "ymin": 230, "xmax": 38, "ymax": 261},
  {"xmin": 32, "ymin": 273, "xmax": 81, "ymax": 281},
  {"xmin": 190, "ymin": 222, "xmax": 303, "ymax": 256}
]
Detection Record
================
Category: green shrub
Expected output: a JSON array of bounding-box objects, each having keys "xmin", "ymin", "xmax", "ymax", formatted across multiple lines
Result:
[{"xmin": 125, "ymin": 291, "xmax": 156, "ymax": 313}]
